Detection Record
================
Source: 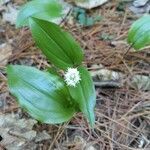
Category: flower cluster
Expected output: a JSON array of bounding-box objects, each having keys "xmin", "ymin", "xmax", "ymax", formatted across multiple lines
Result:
[{"xmin": 64, "ymin": 68, "xmax": 81, "ymax": 87}]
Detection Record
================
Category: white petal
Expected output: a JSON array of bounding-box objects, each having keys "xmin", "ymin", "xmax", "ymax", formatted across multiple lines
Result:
[{"xmin": 64, "ymin": 68, "xmax": 81, "ymax": 87}]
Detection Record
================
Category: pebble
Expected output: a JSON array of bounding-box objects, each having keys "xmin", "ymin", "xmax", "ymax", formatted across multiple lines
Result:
[
  {"xmin": 133, "ymin": 0, "xmax": 149, "ymax": 7},
  {"xmin": 75, "ymin": 0, "xmax": 108, "ymax": 9}
]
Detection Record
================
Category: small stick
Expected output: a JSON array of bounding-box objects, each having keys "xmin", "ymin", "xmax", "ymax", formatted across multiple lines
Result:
[{"xmin": 94, "ymin": 80, "xmax": 122, "ymax": 88}]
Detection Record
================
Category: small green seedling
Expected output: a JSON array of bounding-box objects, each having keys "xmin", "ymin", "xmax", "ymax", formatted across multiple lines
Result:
[
  {"xmin": 7, "ymin": 1, "xmax": 96, "ymax": 127},
  {"xmin": 73, "ymin": 7, "xmax": 102, "ymax": 27}
]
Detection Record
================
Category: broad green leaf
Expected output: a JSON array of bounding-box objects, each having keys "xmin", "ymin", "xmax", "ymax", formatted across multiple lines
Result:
[
  {"xmin": 68, "ymin": 66, "xmax": 96, "ymax": 127},
  {"xmin": 29, "ymin": 18, "xmax": 84, "ymax": 70},
  {"xmin": 127, "ymin": 14, "xmax": 150, "ymax": 50},
  {"xmin": 7, "ymin": 65, "xmax": 75, "ymax": 124},
  {"xmin": 16, "ymin": 0, "xmax": 62, "ymax": 27}
]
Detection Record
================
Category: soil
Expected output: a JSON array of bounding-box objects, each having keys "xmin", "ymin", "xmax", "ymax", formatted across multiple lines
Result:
[{"xmin": 0, "ymin": 0, "xmax": 150, "ymax": 150}]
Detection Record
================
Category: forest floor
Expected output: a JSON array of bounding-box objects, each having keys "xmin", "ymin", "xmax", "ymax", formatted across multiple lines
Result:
[{"xmin": 0, "ymin": 0, "xmax": 150, "ymax": 150}]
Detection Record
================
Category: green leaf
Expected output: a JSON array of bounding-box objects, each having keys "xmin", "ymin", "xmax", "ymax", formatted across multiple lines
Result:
[
  {"xmin": 29, "ymin": 18, "xmax": 84, "ymax": 70},
  {"xmin": 16, "ymin": 0, "xmax": 62, "ymax": 28},
  {"xmin": 68, "ymin": 66, "xmax": 96, "ymax": 127},
  {"xmin": 7, "ymin": 65, "xmax": 75, "ymax": 124},
  {"xmin": 127, "ymin": 14, "xmax": 150, "ymax": 50}
]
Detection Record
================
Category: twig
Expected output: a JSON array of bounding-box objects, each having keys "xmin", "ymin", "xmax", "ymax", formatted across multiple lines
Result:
[
  {"xmin": 94, "ymin": 80, "xmax": 122, "ymax": 88},
  {"xmin": 59, "ymin": 7, "xmax": 73, "ymax": 26}
]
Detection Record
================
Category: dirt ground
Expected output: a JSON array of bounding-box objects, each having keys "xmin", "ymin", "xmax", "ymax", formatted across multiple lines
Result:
[{"xmin": 0, "ymin": 0, "xmax": 150, "ymax": 150}]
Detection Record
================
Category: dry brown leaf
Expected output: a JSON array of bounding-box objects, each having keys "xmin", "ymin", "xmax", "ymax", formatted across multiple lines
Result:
[
  {"xmin": 0, "ymin": 43, "xmax": 12, "ymax": 66},
  {"xmin": 0, "ymin": 114, "xmax": 51, "ymax": 150}
]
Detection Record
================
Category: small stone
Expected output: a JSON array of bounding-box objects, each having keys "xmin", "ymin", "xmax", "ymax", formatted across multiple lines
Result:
[
  {"xmin": 133, "ymin": 0, "xmax": 149, "ymax": 7},
  {"xmin": 85, "ymin": 145, "xmax": 97, "ymax": 150},
  {"xmin": 75, "ymin": 0, "xmax": 108, "ymax": 9},
  {"xmin": 0, "ymin": 0, "xmax": 10, "ymax": 5},
  {"xmin": 2, "ymin": 4, "xmax": 19, "ymax": 25}
]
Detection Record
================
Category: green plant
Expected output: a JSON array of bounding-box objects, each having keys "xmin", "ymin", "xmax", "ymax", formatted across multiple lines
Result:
[
  {"xmin": 73, "ymin": 7, "xmax": 102, "ymax": 27},
  {"xmin": 16, "ymin": 0, "xmax": 62, "ymax": 27},
  {"xmin": 127, "ymin": 14, "xmax": 150, "ymax": 50},
  {"xmin": 7, "ymin": 1, "xmax": 96, "ymax": 127}
]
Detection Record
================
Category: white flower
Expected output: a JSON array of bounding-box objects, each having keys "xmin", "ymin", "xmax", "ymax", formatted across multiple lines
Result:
[{"xmin": 64, "ymin": 68, "xmax": 81, "ymax": 87}]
